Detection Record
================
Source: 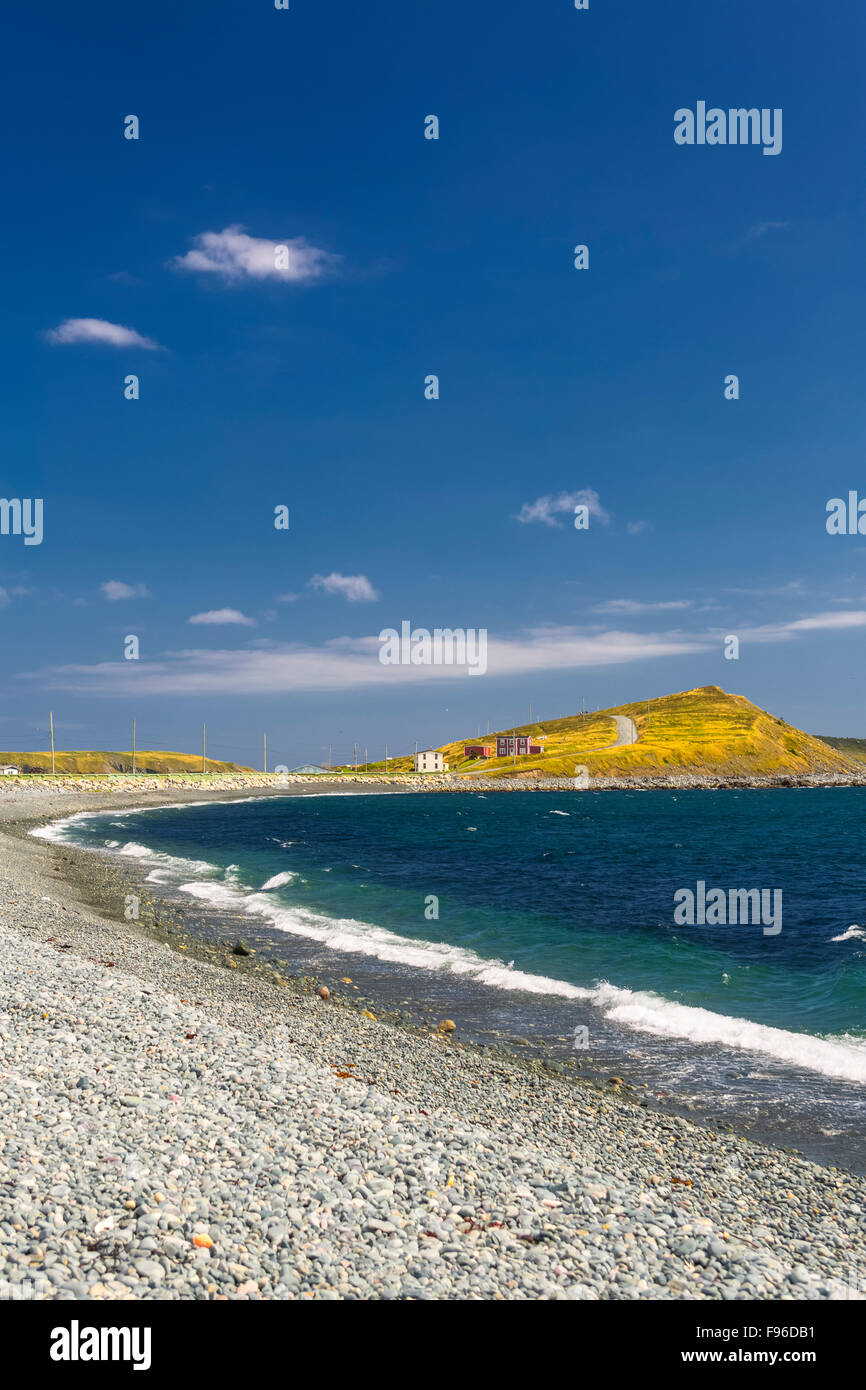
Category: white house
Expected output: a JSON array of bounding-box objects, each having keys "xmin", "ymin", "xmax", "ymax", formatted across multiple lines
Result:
[
  {"xmin": 414, "ymin": 749, "xmax": 445, "ymax": 773},
  {"xmin": 1, "ymin": 765, "xmax": 20, "ymax": 775}
]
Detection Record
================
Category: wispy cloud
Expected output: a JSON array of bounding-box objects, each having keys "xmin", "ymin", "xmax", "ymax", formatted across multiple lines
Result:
[
  {"xmin": 515, "ymin": 489, "xmax": 609, "ymax": 528},
  {"xmin": 308, "ymin": 573, "xmax": 380, "ymax": 602},
  {"xmin": 592, "ymin": 599, "xmax": 692, "ymax": 615},
  {"xmin": 45, "ymin": 318, "xmax": 162, "ymax": 350},
  {"xmin": 30, "ymin": 625, "xmax": 708, "ymax": 697},
  {"xmin": 742, "ymin": 610, "xmax": 866, "ymax": 641},
  {"xmin": 101, "ymin": 580, "xmax": 149, "ymax": 601},
  {"xmin": 188, "ymin": 608, "xmax": 256, "ymax": 627},
  {"xmin": 0, "ymin": 587, "xmax": 9, "ymax": 608},
  {"xmin": 276, "ymin": 592, "xmax": 300, "ymax": 604},
  {"xmin": 725, "ymin": 579, "xmax": 805, "ymax": 597},
  {"xmin": 170, "ymin": 226, "xmax": 340, "ymax": 284},
  {"xmin": 626, "ymin": 519, "xmax": 652, "ymax": 535},
  {"xmin": 32, "ymin": 607, "xmax": 866, "ymax": 699}
]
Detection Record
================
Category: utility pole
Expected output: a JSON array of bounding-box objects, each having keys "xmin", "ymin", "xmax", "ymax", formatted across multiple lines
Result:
[
  {"xmin": 132, "ymin": 718, "xmax": 136, "ymax": 775},
  {"xmin": 264, "ymin": 732, "xmax": 267, "ymax": 773},
  {"xmin": 49, "ymin": 711, "xmax": 55, "ymax": 775},
  {"xmin": 202, "ymin": 723, "xmax": 206, "ymax": 774},
  {"xmin": 353, "ymin": 742, "xmax": 358, "ymax": 770}
]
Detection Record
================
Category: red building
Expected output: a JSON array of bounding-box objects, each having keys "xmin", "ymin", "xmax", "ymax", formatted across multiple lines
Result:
[
  {"xmin": 464, "ymin": 744, "xmax": 494, "ymax": 759},
  {"xmin": 496, "ymin": 736, "xmax": 545, "ymax": 757}
]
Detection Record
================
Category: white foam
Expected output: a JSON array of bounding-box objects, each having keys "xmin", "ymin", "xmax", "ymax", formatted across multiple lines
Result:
[
  {"xmin": 592, "ymin": 982, "xmax": 866, "ymax": 1085},
  {"xmin": 831, "ymin": 925, "xmax": 866, "ymax": 942},
  {"xmin": 549, "ymin": 810, "xmax": 570, "ymax": 816},
  {"xmin": 173, "ymin": 877, "xmax": 866, "ymax": 1085},
  {"xmin": 118, "ymin": 841, "xmax": 216, "ymax": 878},
  {"xmin": 261, "ymin": 870, "xmax": 296, "ymax": 891},
  {"xmin": 179, "ymin": 878, "xmax": 589, "ymax": 998}
]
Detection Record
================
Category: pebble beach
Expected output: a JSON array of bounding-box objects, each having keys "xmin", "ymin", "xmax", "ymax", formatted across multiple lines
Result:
[{"xmin": 1, "ymin": 782, "xmax": 865, "ymax": 1302}]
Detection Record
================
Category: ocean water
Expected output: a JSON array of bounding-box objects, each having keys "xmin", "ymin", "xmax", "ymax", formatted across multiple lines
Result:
[{"xmin": 38, "ymin": 788, "xmax": 866, "ymax": 1168}]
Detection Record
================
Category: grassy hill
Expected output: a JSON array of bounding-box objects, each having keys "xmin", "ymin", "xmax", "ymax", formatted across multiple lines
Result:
[
  {"xmin": 0, "ymin": 750, "xmax": 255, "ymax": 775},
  {"xmin": 814, "ymin": 736, "xmax": 866, "ymax": 766},
  {"xmin": 374, "ymin": 687, "xmax": 861, "ymax": 780},
  {"xmin": 4, "ymin": 691, "xmax": 857, "ymax": 781}
]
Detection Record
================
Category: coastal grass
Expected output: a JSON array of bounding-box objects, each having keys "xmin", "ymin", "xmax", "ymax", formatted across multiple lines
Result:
[
  {"xmin": 377, "ymin": 686, "xmax": 861, "ymax": 780},
  {"xmin": 0, "ymin": 750, "xmax": 255, "ymax": 776},
  {"xmin": 4, "ymin": 689, "xmax": 859, "ymax": 784},
  {"xmin": 816, "ymin": 735, "xmax": 866, "ymax": 765}
]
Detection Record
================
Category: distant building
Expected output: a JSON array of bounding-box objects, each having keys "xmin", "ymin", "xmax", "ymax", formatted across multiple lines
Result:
[
  {"xmin": 288, "ymin": 764, "xmax": 329, "ymax": 774},
  {"xmin": 464, "ymin": 744, "xmax": 494, "ymax": 759},
  {"xmin": 0, "ymin": 765, "xmax": 19, "ymax": 775},
  {"xmin": 495, "ymin": 736, "xmax": 545, "ymax": 758},
  {"xmin": 414, "ymin": 749, "xmax": 445, "ymax": 773}
]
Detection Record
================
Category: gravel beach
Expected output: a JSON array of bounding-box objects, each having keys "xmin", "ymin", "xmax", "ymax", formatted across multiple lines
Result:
[{"xmin": 1, "ymin": 783, "xmax": 864, "ymax": 1301}]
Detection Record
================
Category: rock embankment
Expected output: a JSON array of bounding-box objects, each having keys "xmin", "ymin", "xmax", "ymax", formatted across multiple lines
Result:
[{"xmin": 3, "ymin": 770, "xmax": 865, "ymax": 800}]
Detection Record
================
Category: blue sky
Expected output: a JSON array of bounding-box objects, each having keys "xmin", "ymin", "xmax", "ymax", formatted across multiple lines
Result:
[{"xmin": 2, "ymin": 0, "xmax": 866, "ymax": 766}]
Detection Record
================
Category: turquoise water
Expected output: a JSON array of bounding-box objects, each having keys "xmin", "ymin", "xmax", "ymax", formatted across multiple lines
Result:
[{"xmin": 41, "ymin": 788, "xmax": 866, "ymax": 1165}]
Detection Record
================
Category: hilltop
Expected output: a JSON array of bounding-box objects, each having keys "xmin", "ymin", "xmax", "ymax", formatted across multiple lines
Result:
[
  {"xmin": 0, "ymin": 750, "xmax": 255, "ymax": 776},
  {"xmin": 372, "ymin": 687, "xmax": 861, "ymax": 781}
]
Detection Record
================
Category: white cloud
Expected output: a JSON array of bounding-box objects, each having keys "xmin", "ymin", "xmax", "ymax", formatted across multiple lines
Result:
[
  {"xmin": 188, "ymin": 608, "xmax": 256, "ymax": 627},
  {"xmin": 626, "ymin": 519, "xmax": 652, "ymax": 534},
  {"xmin": 101, "ymin": 580, "xmax": 149, "ymax": 601},
  {"xmin": 276, "ymin": 592, "xmax": 300, "ymax": 603},
  {"xmin": 308, "ymin": 573, "xmax": 380, "ymax": 602},
  {"xmin": 0, "ymin": 588, "xmax": 9, "ymax": 608},
  {"xmin": 742, "ymin": 610, "xmax": 866, "ymax": 641},
  {"xmin": 725, "ymin": 579, "xmax": 805, "ymax": 597},
  {"xmin": 46, "ymin": 318, "xmax": 162, "ymax": 350},
  {"xmin": 593, "ymin": 599, "xmax": 692, "ymax": 615},
  {"xmin": 170, "ymin": 225, "xmax": 340, "ymax": 284},
  {"xmin": 31, "ymin": 625, "xmax": 708, "ymax": 697},
  {"xmin": 515, "ymin": 489, "xmax": 610, "ymax": 528},
  {"xmin": 35, "ymin": 606, "xmax": 866, "ymax": 700}
]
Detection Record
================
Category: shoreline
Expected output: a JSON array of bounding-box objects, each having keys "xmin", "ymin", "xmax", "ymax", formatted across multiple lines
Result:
[
  {"xmin": 1, "ymin": 786, "xmax": 865, "ymax": 1300},
  {"xmin": 3, "ymin": 767, "xmax": 866, "ymax": 800}
]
